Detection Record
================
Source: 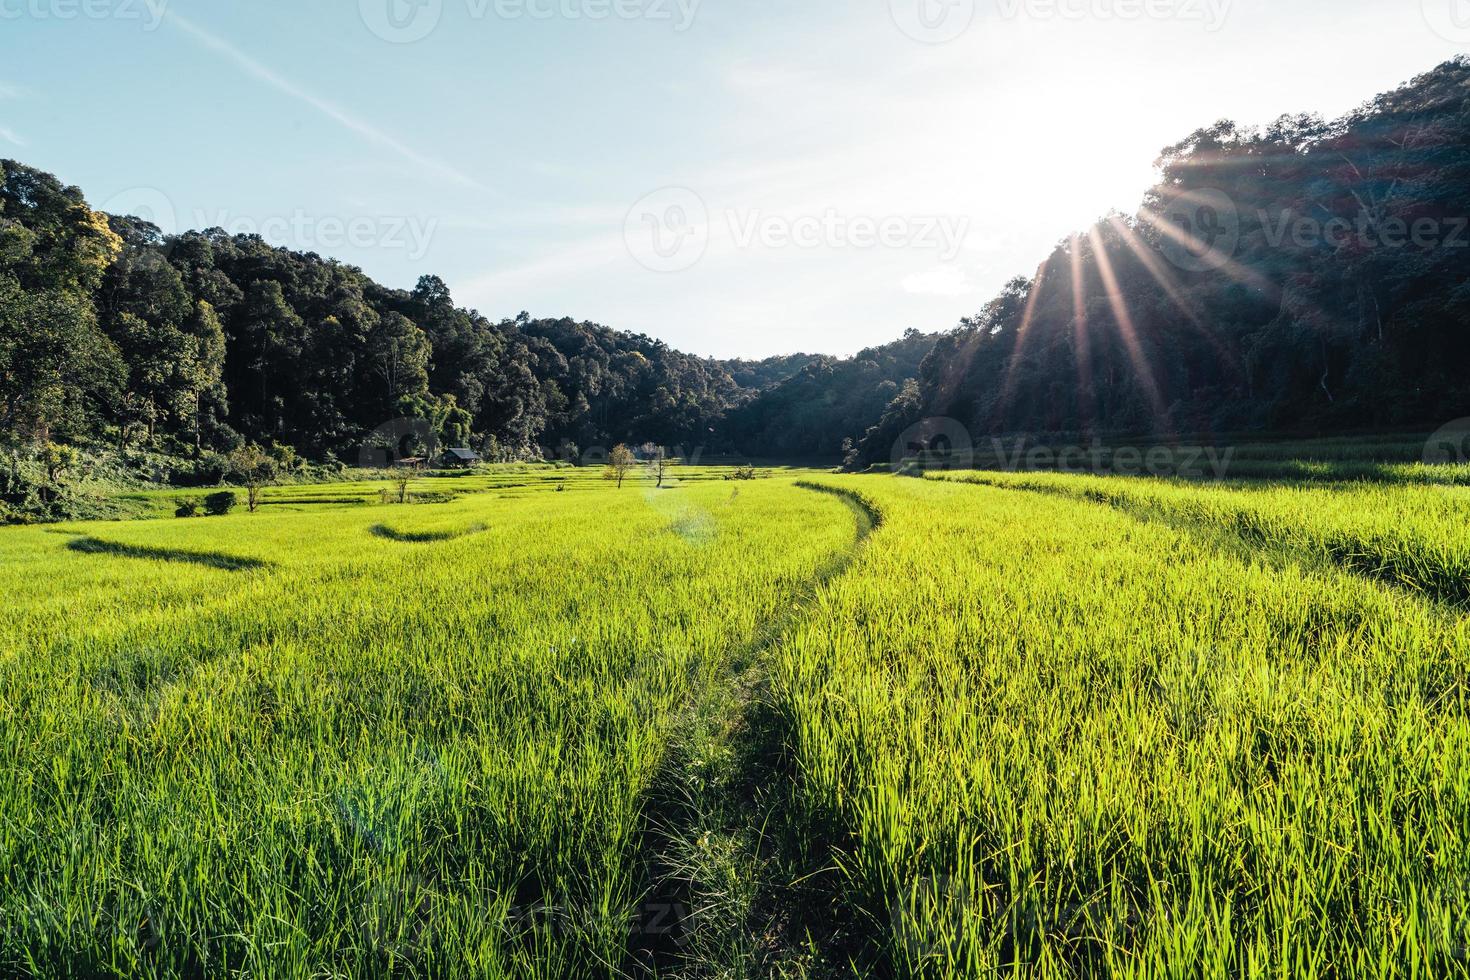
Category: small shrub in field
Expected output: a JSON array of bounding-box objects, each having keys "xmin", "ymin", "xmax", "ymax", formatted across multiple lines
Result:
[
  {"xmin": 174, "ymin": 498, "xmax": 200, "ymax": 518},
  {"xmin": 203, "ymin": 491, "xmax": 238, "ymax": 516}
]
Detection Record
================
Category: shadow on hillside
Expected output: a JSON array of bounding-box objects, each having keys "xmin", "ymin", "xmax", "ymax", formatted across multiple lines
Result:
[
  {"xmin": 369, "ymin": 523, "xmax": 488, "ymax": 544},
  {"xmin": 66, "ymin": 536, "xmax": 270, "ymax": 572}
]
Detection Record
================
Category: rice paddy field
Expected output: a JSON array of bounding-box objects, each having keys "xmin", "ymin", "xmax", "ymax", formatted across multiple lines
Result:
[{"xmin": 3, "ymin": 453, "xmax": 1470, "ymax": 977}]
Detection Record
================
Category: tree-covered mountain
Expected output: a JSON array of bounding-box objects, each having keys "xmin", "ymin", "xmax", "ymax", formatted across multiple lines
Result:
[
  {"xmin": 850, "ymin": 58, "xmax": 1470, "ymax": 466},
  {"xmin": 6, "ymin": 58, "xmax": 1470, "ymax": 481},
  {"xmin": 0, "ymin": 158, "xmax": 935, "ymax": 468}
]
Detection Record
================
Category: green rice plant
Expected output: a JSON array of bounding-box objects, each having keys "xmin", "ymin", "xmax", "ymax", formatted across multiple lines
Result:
[{"xmin": 773, "ymin": 476, "xmax": 1470, "ymax": 978}]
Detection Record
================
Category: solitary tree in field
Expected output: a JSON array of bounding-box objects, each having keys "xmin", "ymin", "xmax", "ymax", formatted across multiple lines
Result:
[
  {"xmin": 228, "ymin": 443, "xmax": 278, "ymax": 513},
  {"xmin": 392, "ymin": 458, "xmax": 422, "ymax": 504},
  {"xmin": 648, "ymin": 446, "xmax": 671, "ymax": 489},
  {"xmin": 605, "ymin": 444, "xmax": 636, "ymax": 489}
]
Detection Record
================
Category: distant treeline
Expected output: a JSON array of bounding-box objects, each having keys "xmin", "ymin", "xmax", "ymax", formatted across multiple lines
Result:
[{"xmin": 4, "ymin": 59, "xmax": 1470, "ymax": 473}]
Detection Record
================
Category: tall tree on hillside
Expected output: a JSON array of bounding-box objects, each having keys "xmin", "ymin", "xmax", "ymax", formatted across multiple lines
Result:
[
  {"xmin": 234, "ymin": 280, "xmax": 306, "ymax": 438},
  {"xmin": 367, "ymin": 311, "xmax": 431, "ymax": 416},
  {"xmin": 181, "ymin": 300, "xmax": 229, "ymax": 450}
]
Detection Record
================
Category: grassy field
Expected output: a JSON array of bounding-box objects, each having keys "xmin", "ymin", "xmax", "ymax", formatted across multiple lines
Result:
[
  {"xmin": 777, "ymin": 475, "xmax": 1470, "ymax": 977},
  {"xmin": 0, "ymin": 468, "xmax": 858, "ymax": 978},
  {"xmin": 3, "ymin": 459, "xmax": 1469, "ymax": 977}
]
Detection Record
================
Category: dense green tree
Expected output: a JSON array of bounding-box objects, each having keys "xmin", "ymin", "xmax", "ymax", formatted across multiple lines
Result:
[
  {"xmin": 181, "ymin": 300, "xmax": 228, "ymax": 450},
  {"xmin": 367, "ymin": 311, "xmax": 431, "ymax": 414}
]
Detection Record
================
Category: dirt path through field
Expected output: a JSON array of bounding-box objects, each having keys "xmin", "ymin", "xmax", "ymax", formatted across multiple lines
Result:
[{"xmin": 632, "ymin": 484, "xmax": 881, "ymax": 980}]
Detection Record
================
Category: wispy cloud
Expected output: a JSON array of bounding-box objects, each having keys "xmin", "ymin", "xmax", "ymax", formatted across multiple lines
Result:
[
  {"xmin": 461, "ymin": 232, "xmax": 629, "ymax": 298},
  {"xmin": 0, "ymin": 126, "xmax": 28, "ymax": 148},
  {"xmin": 0, "ymin": 83, "xmax": 21, "ymax": 101},
  {"xmin": 163, "ymin": 12, "xmax": 490, "ymax": 194}
]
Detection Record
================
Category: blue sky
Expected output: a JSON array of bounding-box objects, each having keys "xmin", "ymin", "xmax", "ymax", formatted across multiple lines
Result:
[{"xmin": 1, "ymin": 0, "xmax": 1465, "ymax": 357}]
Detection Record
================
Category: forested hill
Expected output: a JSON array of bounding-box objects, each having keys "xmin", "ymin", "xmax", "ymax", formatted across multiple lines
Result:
[
  {"xmin": 0, "ymin": 161, "xmax": 922, "ymax": 463},
  {"xmin": 5, "ymin": 59, "xmax": 1470, "ymax": 475},
  {"xmin": 850, "ymin": 58, "xmax": 1470, "ymax": 466}
]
